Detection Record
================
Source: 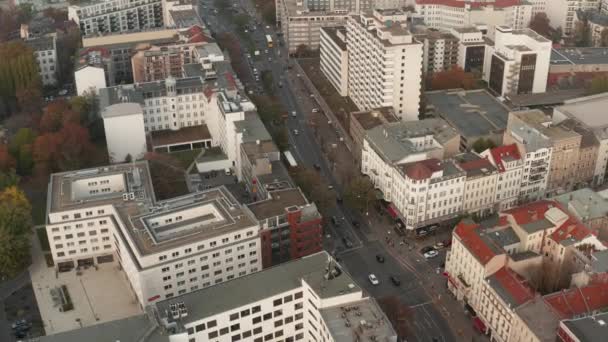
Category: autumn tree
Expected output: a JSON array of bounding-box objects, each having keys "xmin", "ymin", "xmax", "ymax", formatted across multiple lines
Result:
[
  {"xmin": 601, "ymin": 28, "xmax": 608, "ymax": 47},
  {"xmin": 0, "ymin": 41, "xmax": 41, "ymax": 113},
  {"xmin": 0, "ymin": 144, "xmax": 16, "ymax": 171},
  {"xmin": 295, "ymin": 44, "xmax": 315, "ymax": 58},
  {"xmin": 587, "ymin": 74, "xmax": 608, "ymax": 95},
  {"xmin": 42, "ymin": 8, "xmax": 68, "ymax": 22},
  {"xmin": 378, "ymin": 296, "xmax": 412, "ymax": 339},
  {"xmin": 9, "ymin": 128, "xmax": 37, "ymax": 176},
  {"xmin": 529, "ymin": 12, "xmax": 551, "ymax": 39},
  {"xmin": 574, "ymin": 15, "xmax": 591, "ymax": 47},
  {"xmin": 290, "ymin": 167, "xmax": 335, "ymax": 212},
  {"xmin": 429, "ymin": 66, "xmax": 477, "ymax": 90},
  {"xmin": 56, "ymin": 24, "xmax": 82, "ymax": 85},
  {"xmin": 0, "ymin": 186, "xmax": 32, "ymax": 278},
  {"xmin": 344, "ymin": 175, "xmax": 377, "ymax": 214},
  {"xmin": 472, "ymin": 138, "xmax": 496, "ymax": 153}
]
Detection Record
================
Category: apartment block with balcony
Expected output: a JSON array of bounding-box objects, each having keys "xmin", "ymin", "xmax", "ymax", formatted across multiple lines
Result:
[
  {"xmin": 415, "ymin": 29, "xmax": 460, "ymax": 75},
  {"xmin": 347, "ymin": 9, "xmax": 423, "ymax": 121},
  {"xmin": 320, "ymin": 26, "xmax": 349, "ymax": 96},
  {"xmin": 68, "ymin": 0, "xmax": 164, "ymax": 36},
  {"xmin": 483, "ymin": 26, "xmax": 551, "ymax": 97}
]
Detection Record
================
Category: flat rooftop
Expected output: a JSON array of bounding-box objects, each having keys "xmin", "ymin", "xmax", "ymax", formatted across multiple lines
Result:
[
  {"xmin": 82, "ymin": 29, "xmax": 179, "ymax": 48},
  {"xmin": 247, "ymin": 188, "xmax": 308, "ymax": 220},
  {"xmin": 426, "ymin": 89, "xmax": 511, "ymax": 138},
  {"xmin": 506, "ymin": 89, "xmax": 587, "ymax": 107},
  {"xmin": 169, "ymin": 9, "xmax": 203, "ymax": 28},
  {"xmin": 557, "ymin": 93, "xmax": 608, "ymax": 129},
  {"xmin": 552, "ymin": 188, "xmax": 608, "ymax": 222},
  {"xmin": 562, "ymin": 312, "xmax": 608, "ymax": 341},
  {"xmin": 321, "ymin": 26, "xmax": 347, "ymax": 51},
  {"xmin": 551, "ymin": 47, "xmax": 608, "ymax": 65},
  {"xmin": 156, "ymin": 252, "xmax": 361, "ymax": 324},
  {"xmin": 320, "ymin": 299, "xmax": 397, "ymax": 342},
  {"xmin": 513, "ymin": 299, "xmax": 560, "ymax": 341},
  {"xmin": 150, "ymin": 125, "xmax": 212, "ymax": 147},
  {"xmin": 350, "ymin": 107, "xmax": 398, "ymax": 131}
]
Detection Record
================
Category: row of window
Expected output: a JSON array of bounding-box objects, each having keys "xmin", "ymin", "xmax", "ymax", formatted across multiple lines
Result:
[{"xmin": 157, "ymin": 233, "xmax": 255, "ymax": 262}]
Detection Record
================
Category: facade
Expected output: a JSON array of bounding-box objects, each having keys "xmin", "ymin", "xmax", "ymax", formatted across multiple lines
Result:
[
  {"xmin": 75, "ymin": 47, "xmax": 113, "ymax": 95},
  {"xmin": 549, "ymin": 47, "xmax": 608, "ymax": 88},
  {"xmin": 545, "ymin": 0, "xmax": 602, "ymax": 36},
  {"xmin": 247, "ymin": 189, "xmax": 322, "ymax": 268},
  {"xmin": 68, "ymin": 0, "xmax": 164, "ymax": 36},
  {"xmin": 553, "ymin": 93, "xmax": 608, "ymax": 187},
  {"xmin": 455, "ymin": 152, "xmax": 499, "ymax": 217},
  {"xmin": 416, "ymin": 30, "xmax": 459, "ymax": 74},
  {"xmin": 414, "ymin": 0, "xmax": 533, "ymax": 36},
  {"xmin": 483, "ymin": 26, "xmax": 551, "ymax": 97},
  {"xmin": 576, "ymin": 9, "xmax": 608, "ymax": 47},
  {"xmin": 319, "ymin": 26, "xmax": 349, "ymax": 97},
  {"xmin": 481, "ymin": 144, "xmax": 524, "ymax": 210},
  {"xmin": 451, "ymin": 27, "xmax": 486, "ymax": 74},
  {"xmin": 347, "ymin": 9, "xmax": 423, "ymax": 121},
  {"xmin": 45, "ymin": 162, "xmax": 263, "ymax": 306},
  {"xmin": 102, "ymin": 103, "xmax": 147, "ymax": 163},
  {"xmin": 25, "ymin": 34, "xmax": 58, "ymax": 86}
]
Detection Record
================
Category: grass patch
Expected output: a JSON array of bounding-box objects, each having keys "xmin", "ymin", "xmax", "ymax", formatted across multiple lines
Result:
[
  {"xmin": 36, "ymin": 227, "xmax": 50, "ymax": 252},
  {"xmin": 167, "ymin": 149, "xmax": 202, "ymax": 169}
]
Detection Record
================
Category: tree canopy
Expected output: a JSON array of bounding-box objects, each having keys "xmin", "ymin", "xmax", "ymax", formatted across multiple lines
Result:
[
  {"xmin": 0, "ymin": 186, "xmax": 32, "ymax": 278},
  {"xmin": 529, "ymin": 12, "xmax": 551, "ymax": 39},
  {"xmin": 429, "ymin": 66, "xmax": 477, "ymax": 90},
  {"xmin": 344, "ymin": 176, "xmax": 377, "ymax": 213}
]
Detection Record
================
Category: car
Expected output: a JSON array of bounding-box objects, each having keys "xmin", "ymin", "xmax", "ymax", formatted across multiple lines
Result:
[
  {"xmin": 331, "ymin": 216, "xmax": 340, "ymax": 226},
  {"xmin": 291, "ymin": 111, "xmax": 297, "ymax": 117},
  {"xmin": 12, "ymin": 320, "xmax": 28, "ymax": 330},
  {"xmin": 58, "ymin": 89, "xmax": 68, "ymax": 96},
  {"xmin": 433, "ymin": 242, "xmax": 445, "ymax": 250},
  {"xmin": 394, "ymin": 225, "xmax": 405, "ymax": 237},
  {"xmin": 268, "ymin": 57, "xmax": 272, "ymax": 62},
  {"xmin": 390, "ymin": 276, "xmax": 401, "ymax": 286},
  {"xmin": 293, "ymin": 129, "xmax": 299, "ymax": 135},
  {"xmin": 342, "ymin": 237, "xmax": 353, "ymax": 248},
  {"xmin": 265, "ymin": 49, "xmax": 269, "ymax": 53},
  {"xmin": 424, "ymin": 250, "xmax": 439, "ymax": 259},
  {"xmin": 427, "ymin": 224, "xmax": 439, "ymax": 232},
  {"xmin": 296, "ymin": 73, "xmax": 301, "ymax": 77},
  {"xmin": 368, "ymin": 274, "xmax": 379, "ymax": 285},
  {"xmin": 328, "ymin": 185, "xmax": 334, "ymax": 190},
  {"xmin": 312, "ymin": 108, "xmax": 319, "ymax": 113},
  {"xmin": 352, "ymin": 220, "xmax": 360, "ymax": 228},
  {"xmin": 376, "ymin": 254, "xmax": 385, "ymax": 263},
  {"xmin": 313, "ymin": 163, "xmax": 321, "ymax": 170},
  {"xmin": 416, "ymin": 229, "xmax": 428, "ymax": 237},
  {"xmin": 225, "ymin": 168, "xmax": 232, "ymax": 176},
  {"xmin": 420, "ymin": 246, "xmax": 435, "ymax": 254},
  {"xmin": 336, "ymin": 196, "xmax": 343, "ymax": 203}
]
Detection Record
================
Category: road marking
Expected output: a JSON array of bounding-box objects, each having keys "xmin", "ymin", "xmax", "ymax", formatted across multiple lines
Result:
[{"xmin": 409, "ymin": 301, "xmax": 432, "ymax": 308}]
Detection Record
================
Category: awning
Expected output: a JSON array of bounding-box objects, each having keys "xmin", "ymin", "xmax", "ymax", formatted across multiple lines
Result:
[
  {"xmin": 473, "ymin": 317, "xmax": 486, "ymax": 333},
  {"xmin": 386, "ymin": 204, "xmax": 398, "ymax": 219}
]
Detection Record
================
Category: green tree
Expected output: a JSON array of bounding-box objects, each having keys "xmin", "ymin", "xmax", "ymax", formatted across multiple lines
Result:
[
  {"xmin": 528, "ymin": 12, "xmax": 551, "ymax": 39},
  {"xmin": 9, "ymin": 128, "xmax": 37, "ymax": 176},
  {"xmin": 587, "ymin": 75, "xmax": 608, "ymax": 95},
  {"xmin": 472, "ymin": 138, "xmax": 496, "ymax": 153},
  {"xmin": 344, "ymin": 176, "xmax": 377, "ymax": 214},
  {"xmin": 0, "ymin": 170, "xmax": 19, "ymax": 191},
  {"xmin": 0, "ymin": 42, "xmax": 41, "ymax": 112},
  {"xmin": 0, "ymin": 186, "xmax": 32, "ymax": 278},
  {"xmin": 574, "ymin": 15, "xmax": 591, "ymax": 47},
  {"xmin": 290, "ymin": 167, "xmax": 335, "ymax": 211}
]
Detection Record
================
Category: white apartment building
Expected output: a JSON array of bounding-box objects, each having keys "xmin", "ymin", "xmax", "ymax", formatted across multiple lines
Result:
[
  {"xmin": 529, "ymin": 0, "xmax": 547, "ymax": 17},
  {"xmin": 481, "ymin": 144, "xmax": 524, "ymax": 210},
  {"xmin": 320, "ymin": 26, "xmax": 349, "ymax": 96},
  {"xmin": 68, "ymin": 0, "xmax": 164, "ymax": 36},
  {"xmin": 416, "ymin": 30, "xmax": 459, "ymax": 74},
  {"xmin": 546, "ymin": 0, "xmax": 602, "ymax": 36},
  {"xmin": 456, "ymin": 152, "xmax": 499, "ymax": 217},
  {"xmin": 347, "ymin": 9, "xmax": 423, "ymax": 121},
  {"xmin": 102, "ymin": 103, "xmax": 147, "ymax": 163},
  {"xmin": 75, "ymin": 47, "xmax": 113, "ymax": 95},
  {"xmin": 450, "ymin": 27, "xmax": 486, "ymax": 73},
  {"xmin": 45, "ymin": 162, "xmax": 263, "ymax": 307},
  {"xmin": 414, "ymin": 0, "xmax": 533, "ymax": 37},
  {"xmin": 25, "ymin": 34, "xmax": 58, "ymax": 86},
  {"xmin": 483, "ymin": 26, "xmax": 551, "ymax": 97}
]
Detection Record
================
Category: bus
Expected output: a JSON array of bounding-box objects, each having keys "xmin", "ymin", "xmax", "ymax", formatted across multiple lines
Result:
[
  {"xmin": 283, "ymin": 151, "xmax": 297, "ymax": 168},
  {"xmin": 266, "ymin": 35, "xmax": 273, "ymax": 48}
]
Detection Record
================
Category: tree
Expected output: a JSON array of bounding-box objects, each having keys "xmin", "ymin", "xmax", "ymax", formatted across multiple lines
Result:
[
  {"xmin": 574, "ymin": 16, "xmax": 591, "ymax": 47},
  {"xmin": 551, "ymin": 27, "xmax": 563, "ymax": 44},
  {"xmin": 295, "ymin": 44, "xmax": 313, "ymax": 58},
  {"xmin": 42, "ymin": 8, "xmax": 68, "ymax": 22},
  {"xmin": 472, "ymin": 138, "xmax": 496, "ymax": 153},
  {"xmin": 0, "ymin": 170, "xmax": 19, "ymax": 191},
  {"xmin": 0, "ymin": 42, "xmax": 41, "ymax": 113},
  {"xmin": 9, "ymin": 128, "xmax": 37, "ymax": 176},
  {"xmin": 529, "ymin": 12, "xmax": 551, "ymax": 39},
  {"xmin": 378, "ymin": 296, "xmax": 412, "ymax": 339},
  {"xmin": 344, "ymin": 176, "xmax": 376, "ymax": 214},
  {"xmin": 587, "ymin": 74, "xmax": 608, "ymax": 95},
  {"xmin": 429, "ymin": 66, "xmax": 477, "ymax": 90},
  {"xmin": 0, "ymin": 186, "xmax": 32, "ymax": 278},
  {"xmin": 290, "ymin": 167, "xmax": 335, "ymax": 211},
  {"xmin": 0, "ymin": 144, "xmax": 16, "ymax": 171}
]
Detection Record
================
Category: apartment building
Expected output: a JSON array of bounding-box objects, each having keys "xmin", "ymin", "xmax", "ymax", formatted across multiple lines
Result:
[
  {"xmin": 75, "ymin": 47, "xmax": 113, "ymax": 96},
  {"xmin": 558, "ymin": 312, "xmax": 608, "ymax": 342},
  {"xmin": 553, "ymin": 188, "xmax": 608, "ymax": 241},
  {"xmin": 45, "ymin": 162, "xmax": 263, "ymax": 306},
  {"xmin": 451, "ymin": 27, "xmax": 486, "ymax": 74},
  {"xmin": 576, "ymin": 9, "xmax": 608, "ymax": 47},
  {"xmin": 415, "ymin": 29, "xmax": 459, "ymax": 74},
  {"xmin": 349, "ymin": 107, "xmax": 398, "ymax": 163},
  {"xmin": 529, "ymin": 0, "xmax": 546, "ymax": 16},
  {"xmin": 247, "ymin": 189, "xmax": 322, "ymax": 268},
  {"xmin": 25, "ymin": 34, "xmax": 58, "ymax": 86},
  {"xmin": 82, "ymin": 29, "xmax": 181, "ymax": 84},
  {"xmin": 68, "ymin": 0, "xmax": 164, "ymax": 36},
  {"xmin": 319, "ymin": 26, "xmax": 349, "ymax": 96},
  {"xmin": 347, "ymin": 9, "xmax": 423, "ymax": 121},
  {"xmin": 484, "ymin": 26, "xmax": 551, "ymax": 97},
  {"xmin": 481, "ymin": 144, "xmax": 524, "ymax": 210},
  {"xmin": 546, "ymin": 0, "xmax": 602, "ymax": 36},
  {"xmin": 414, "ymin": 0, "xmax": 533, "ymax": 37},
  {"xmin": 553, "ymin": 93, "xmax": 608, "ymax": 187},
  {"xmin": 455, "ymin": 152, "xmax": 499, "ymax": 217}
]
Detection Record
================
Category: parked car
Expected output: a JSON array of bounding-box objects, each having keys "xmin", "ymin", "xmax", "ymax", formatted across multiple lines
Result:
[
  {"xmin": 331, "ymin": 216, "xmax": 340, "ymax": 226},
  {"xmin": 424, "ymin": 250, "xmax": 439, "ymax": 259},
  {"xmin": 342, "ymin": 237, "xmax": 353, "ymax": 248},
  {"xmin": 390, "ymin": 276, "xmax": 401, "ymax": 286},
  {"xmin": 312, "ymin": 108, "xmax": 319, "ymax": 113},
  {"xmin": 433, "ymin": 242, "xmax": 445, "ymax": 250},
  {"xmin": 376, "ymin": 254, "xmax": 385, "ymax": 263},
  {"xmin": 313, "ymin": 163, "xmax": 321, "ymax": 170},
  {"xmin": 420, "ymin": 246, "xmax": 435, "ymax": 254},
  {"xmin": 293, "ymin": 129, "xmax": 299, "ymax": 135},
  {"xmin": 368, "ymin": 274, "xmax": 380, "ymax": 285},
  {"xmin": 291, "ymin": 111, "xmax": 297, "ymax": 117}
]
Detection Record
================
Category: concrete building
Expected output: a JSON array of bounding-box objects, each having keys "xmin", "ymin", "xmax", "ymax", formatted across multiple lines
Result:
[
  {"xmin": 545, "ymin": 0, "xmax": 602, "ymax": 36},
  {"xmin": 75, "ymin": 47, "xmax": 113, "ymax": 96},
  {"xmin": 102, "ymin": 103, "xmax": 147, "ymax": 163},
  {"xmin": 82, "ymin": 29, "xmax": 181, "ymax": 85},
  {"xmin": 483, "ymin": 26, "xmax": 551, "ymax": 97},
  {"xmin": 25, "ymin": 34, "xmax": 58, "ymax": 86},
  {"xmin": 347, "ymin": 9, "xmax": 423, "ymax": 121},
  {"xmin": 576, "ymin": 9, "xmax": 608, "ymax": 47},
  {"xmin": 319, "ymin": 26, "xmax": 349, "ymax": 96},
  {"xmin": 558, "ymin": 312, "xmax": 608, "ymax": 342},
  {"xmin": 68, "ymin": 0, "xmax": 164, "ymax": 36},
  {"xmin": 455, "ymin": 152, "xmax": 499, "ymax": 217},
  {"xmin": 162, "ymin": 0, "xmax": 202, "ymax": 28},
  {"xmin": 415, "ymin": 29, "xmax": 459, "ymax": 75},
  {"xmin": 247, "ymin": 188, "xmax": 322, "ymax": 268},
  {"xmin": 349, "ymin": 107, "xmax": 398, "ymax": 163},
  {"xmin": 425, "ymin": 89, "xmax": 512, "ymax": 150},
  {"xmin": 451, "ymin": 27, "xmax": 486, "ymax": 74},
  {"xmin": 549, "ymin": 47, "xmax": 608, "ymax": 88},
  {"xmin": 553, "ymin": 93, "xmax": 608, "ymax": 186},
  {"xmin": 481, "ymin": 144, "xmax": 524, "ymax": 210},
  {"xmin": 45, "ymin": 162, "xmax": 263, "ymax": 306},
  {"xmin": 553, "ymin": 188, "xmax": 608, "ymax": 241},
  {"xmin": 414, "ymin": 0, "xmax": 533, "ymax": 37}
]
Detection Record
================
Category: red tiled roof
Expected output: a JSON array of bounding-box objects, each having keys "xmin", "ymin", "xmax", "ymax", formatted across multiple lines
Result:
[
  {"xmin": 544, "ymin": 283, "xmax": 608, "ymax": 319},
  {"xmin": 416, "ymin": 0, "xmax": 522, "ymax": 8},
  {"xmin": 489, "ymin": 144, "xmax": 521, "ymax": 172},
  {"xmin": 454, "ymin": 221, "xmax": 497, "ymax": 265},
  {"xmin": 489, "ymin": 267, "xmax": 534, "ymax": 306},
  {"xmin": 504, "ymin": 200, "xmax": 556, "ymax": 226},
  {"xmin": 189, "ymin": 32, "xmax": 207, "ymax": 43},
  {"xmin": 549, "ymin": 219, "xmax": 593, "ymax": 245},
  {"xmin": 401, "ymin": 158, "xmax": 442, "ymax": 181},
  {"xmin": 458, "ymin": 156, "xmax": 494, "ymax": 172}
]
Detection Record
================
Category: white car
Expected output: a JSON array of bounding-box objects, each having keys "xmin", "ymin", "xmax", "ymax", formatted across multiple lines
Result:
[
  {"xmin": 311, "ymin": 108, "xmax": 319, "ymax": 113},
  {"xmin": 368, "ymin": 274, "xmax": 379, "ymax": 285},
  {"xmin": 424, "ymin": 250, "xmax": 439, "ymax": 259},
  {"xmin": 291, "ymin": 111, "xmax": 297, "ymax": 117},
  {"xmin": 293, "ymin": 129, "xmax": 299, "ymax": 135}
]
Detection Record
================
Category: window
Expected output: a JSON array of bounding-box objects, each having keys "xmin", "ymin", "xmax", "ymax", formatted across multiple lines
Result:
[
  {"xmin": 220, "ymin": 327, "xmax": 229, "ymax": 335},
  {"xmin": 252, "ymin": 305, "xmax": 261, "ymax": 313},
  {"xmin": 230, "ymin": 313, "xmax": 239, "ymax": 321},
  {"xmin": 208, "ymin": 331, "xmax": 218, "ymax": 339},
  {"xmin": 230, "ymin": 323, "xmax": 240, "ymax": 331},
  {"xmin": 207, "ymin": 320, "xmax": 217, "ymax": 328},
  {"xmin": 252, "ymin": 316, "xmax": 261, "ymax": 324},
  {"xmin": 263, "ymin": 313, "xmax": 272, "ymax": 321},
  {"xmin": 273, "ymin": 298, "xmax": 282, "ymax": 306},
  {"xmin": 241, "ymin": 309, "xmax": 250, "ymax": 317}
]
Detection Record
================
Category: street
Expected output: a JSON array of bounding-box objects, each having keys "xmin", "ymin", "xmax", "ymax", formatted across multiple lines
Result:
[{"xmin": 200, "ymin": 1, "xmax": 476, "ymax": 341}]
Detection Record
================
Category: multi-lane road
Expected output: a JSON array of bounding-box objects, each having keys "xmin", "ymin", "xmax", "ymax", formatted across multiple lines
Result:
[{"xmin": 199, "ymin": 2, "xmax": 478, "ymax": 341}]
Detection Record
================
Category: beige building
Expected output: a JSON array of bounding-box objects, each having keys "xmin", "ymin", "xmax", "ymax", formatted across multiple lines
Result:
[
  {"xmin": 349, "ymin": 107, "xmax": 398, "ymax": 163},
  {"xmin": 456, "ymin": 152, "xmax": 499, "ymax": 217}
]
